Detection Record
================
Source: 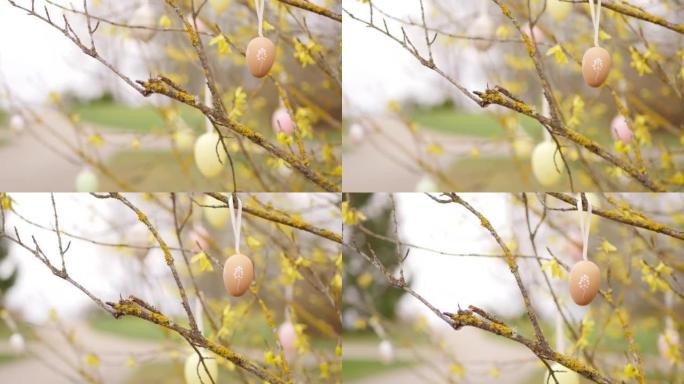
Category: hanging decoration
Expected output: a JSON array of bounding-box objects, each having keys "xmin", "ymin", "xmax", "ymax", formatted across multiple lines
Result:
[
  {"xmin": 222, "ymin": 195, "xmax": 254, "ymax": 297},
  {"xmin": 9, "ymin": 114, "xmax": 25, "ymax": 132},
  {"xmin": 547, "ymin": 0, "xmax": 572, "ymax": 22},
  {"xmin": 581, "ymin": 0, "xmax": 611, "ymax": 87},
  {"xmin": 532, "ymin": 97, "xmax": 562, "ymax": 186},
  {"xmin": 569, "ymin": 194, "xmax": 600, "ymax": 306},
  {"xmin": 203, "ymin": 194, "xmax": 229, "ymax": 229},
  {"xmin": 611, "ymin": 82, "xmax": 634, "ymax": 144},
  {"xmin": 75, "ymin": 168, "xmax": 99, "ymax": 192},
  {"xmin": 130, "ymin": 1, "xmax": 157, "ymax": 42},
  {"xmin": 184, "ymin": 298, "xmax": 219, "ymax": 384},
  {"xmin": 468, "ymin": 2, "xmax": 494, "ymax": 52},
  {"xmin": 272, "ymin": 107, "xmax": 295, "ymax": 135},
  {"xmin": 658, "ymin": 292, "xmax": 681, "ymax": 365},
  {"xmin": 194, "ymin": 86, "xmax": 227, "ymax": 178},
  {"xmin": 246, "ymin": 0, "xmax": 275, "ymax": 78},
  {"xmin": 278, "ymin": 285, "xmax": 297, "ymax": 357}
]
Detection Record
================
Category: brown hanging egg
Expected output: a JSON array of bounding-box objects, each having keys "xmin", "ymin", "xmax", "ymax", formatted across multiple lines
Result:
[
  {"xmin": 569, "ymin": 260, "xmax": 600, "ymax": 306},
  {"xmin": 581, "ymin": 47, "xmax": 611, "ymax": 87},
  {"xmin": 245, "ymin": 37, "xmax": 275, "ymax": 78},
  {"xmin": 223, "ymin": 254, "xmax": 254, "ymax": 297}
]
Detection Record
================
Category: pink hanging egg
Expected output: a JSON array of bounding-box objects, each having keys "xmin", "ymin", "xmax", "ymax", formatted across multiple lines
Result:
[
  {"xmin": 272, "ymin": 108, "xmax": 295, "ymax": 135},
  {"xmin": 188, "ymin": 225, "xmax": 210, "ymax": 254},
  {"xmin": 582, "ymin": 47, "xmax": 611, "ymax": 87},
  {"xmin": 610, "ymin": 115, "xmax": 633, "ymax": 144},
  {"xmin": 278, "ymin": 321, "xmax": 296, "ymax": 356},
  {"xmin": 658, "ymin": 328, "xmax": 680, "ymax": 362},
  {"xmin": 522, "ymin": 23, "xmax": 545, "ymax": 44}
]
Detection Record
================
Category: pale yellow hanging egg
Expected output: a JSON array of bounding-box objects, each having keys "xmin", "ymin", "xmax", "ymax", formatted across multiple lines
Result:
[
  {"xmin": 223, "ymin": 254, "xmax": 254, "ymax": 297},
  {"xmin": 246, "ymin": 37, "xmax": 275, "ymax": 78},
  {"xmin": 531, "ymin": 141, "xmax": 562, "ymax": 186},
  {"xmin": 203, "ymin": 195, "xmax": 229, "ymax": 229},
  {"xmin": 75, "ymin": 169, "xmax": 99, "ymax": 192},
  {"xmin": 547, "ymin": 0, "xmax": 572, "ymax": 21},
  {"xmin": 467, "ymin": 14, "xmax": 495, "ymax": 51},
  {"xmin": 545, "ymin": 362, "xmax": 580, "ymax": 384},
  {"xmin": 194, "ymin": 132, "xmax": 227, "ymax": 178},
  {"xmin": 582, "ymin": 47, "xmax": 611, "ymax": 88},
  {"xmin": 569, "ymin": 260, "xmax": 600, "ymax": 306},
  {"xmin": 184, "ymin": 351, "xmax": 218, "ymax": 384}
]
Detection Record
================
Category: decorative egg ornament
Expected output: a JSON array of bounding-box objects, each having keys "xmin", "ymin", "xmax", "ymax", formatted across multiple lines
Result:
[
  {"xmin": 569, "ymin": 260, "xmax": 600, "ymax": 306},
  {"xmin": 545, "ymin": 362, "xmax": 580, "ymax": 384},
  {"xmin": 75, "ymin": 168, "xmax": 99, "ymax": 192},
  {"xmin": 9, "ymin": 333, "xmax": 25, "ymax": 354},
  {"xmin": 531, "ymin": 141, "xmax": 562, "ymax": 186},
  {"xmin": 582, "ymin": 46, "xmax": 611, "ymax": 87},
  {"xmin": 246, "ymin": 37, "xmax": 275, "ymax": 78},
  {"xmin": 194, "ymin": 132, "xmax": 227, "ymax": 178},
  {"xmin": 9, "ymin": 114, "xmax": 25, "ymax": 132},
  {"xmin": 348, "ymin": 123, "xmax": 365, "ymax": 144},
  {"xmin": 547, "ymin": 0, "xmax": 572, "ymax": 22},
  {"xmin": 522, "ymin": 23, "xmax": 545, "ymax": 44},
  {"xmin": 188, "ymin": 225, "xmax": 210, "ymax": 254},
  {"xmin": 415, "ymin": 176, "xmax": 438, "ymax": 192},
  {"xmin": 184, "ymin": 351, "xmax": 218, "ymax": 384},
  {"xmin": 130, "ymin": 2, "xmax": 157, "ymax": 42},
  {"xmin": 203, "ymin": 195, "xmax": 229, "ymax": 229},
  {"xmin": 272, "ymin": 107, "xmax": 294, "ymax": 135},
  {"xmin": 468, "ymin": 14, "xmax": 495, "ymax": 51},
  {"xmin": 278, "ymin": 321, "xmax": 296, "ymax": 356},
  {"xmin": 223, "ymin": 253, "xmax": 254, "ymax": 296},
  {"xmin": 379, "ymin": 340, "xmax": 395, "ymax": 364},
  {"xmin": 610, "ymin": 115, "xmax": 633, "ymax": 144},
  {"xmin": 658, "ymin": 328, "xmax": 681, "ymax": 363}
]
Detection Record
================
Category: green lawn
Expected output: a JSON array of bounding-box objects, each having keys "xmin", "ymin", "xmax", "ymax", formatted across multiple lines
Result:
[
  {"xmin": 89, "ymin": 314, "xmax": 172, "ymax": 342},
  {"xmin": 0, "ymin": 109, "xmax": 7, "ymax": 128},
  {"xmin": 342, "ymin": 359, "xmax": 412, "ymax": 382},
  {"xmin": 412, "ymin": 105, "xmax": 544, "ymax": 140},
  {"xmin": 125, "ymin": 361, "xmax": 241, "ymax": 384},
  {"xmin": 0, "ymin": 353, "xmax": 17, "ymax": 365},
  {"xmin": 71, "ymin": 100, "xmax": 204, "ymax": 133}
]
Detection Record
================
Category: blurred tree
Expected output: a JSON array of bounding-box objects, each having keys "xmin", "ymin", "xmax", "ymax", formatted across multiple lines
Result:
[{"xmin": 0, "ymin": 236, "xmax": 17, "ymax": 300}]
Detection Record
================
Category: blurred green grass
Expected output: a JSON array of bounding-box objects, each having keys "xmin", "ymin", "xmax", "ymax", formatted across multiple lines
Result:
[
  {"xmin": 71, "ymin": 100, "xmax": 203, "ymax": 133},
  {"xmin": 343, "ymin": 359, "xmax": 412, "ymax": 382},
  {"xmin": 412, "ymin": 105, "xmax": 544, "ymax": 140},
  {"xmin": 125, "ymin": 361, "xmax": 241, "ymax": 384}
]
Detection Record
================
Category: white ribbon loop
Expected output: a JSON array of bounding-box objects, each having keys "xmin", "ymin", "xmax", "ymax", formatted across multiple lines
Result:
[
  {"xmin": 255, "ymin": 0, "xmax": 265, "ymax": 37},
  {"xmin": 577, "ymin": 193, "xmax": 592, "ymax": 261},
  {"xmin": 588, "ymin": 0, "xmax": 602, "ymax": 47},
  {"xmin": 228, "ymin": 195, "xmax": 243, "ymax": 254}
]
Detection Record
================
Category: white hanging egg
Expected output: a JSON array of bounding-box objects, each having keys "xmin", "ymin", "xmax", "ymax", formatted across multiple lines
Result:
[
  {"xmin": 194, "ymin": 132, "xmax": 227, "ymax": 178},
  {"xmin": 582, "ymin": 47, "xmax": 611, "ymax": 88},
  {"xmin": 9, "ymin": 333, "xmax": 25, "ymax": 354},
  {"xmin": 545, "ymin": 362, "xmax": 580, "ymax": 384},
  {"xmin": 272, "ymin": 107, "xmax": 294, "ymax": 135},
  {"xmin": 203, "ymin": 195, "xmax": 229, "ymax": 229},
  {"xmin": 128, "ymin": 221, "xmax": 150, "ymax": 258},
  {"xmin": 75, "ymin": 169, "xmax": 99, "ymax": 192},
  {"xmin": 223, "ymin": 254, "xmax": 254, "ymax": 297},
  {"xmin": 246, "ymin": 37, "xmax": 276, "ymax": 78},
  {"xmin": 531, "ymin": 141, "xmax": 562, "ymax": 186},
  {"xmin": 547, "ymin": 0, "xmax": 572, "ymax": 21},
  {"xmin": 569, "ymin": 260, "xmax": 600, "ymax": 306},
  {"xmin": 184, "ymin": 351, "xmax": 218, "ymax": 384},
  {"xmin": 379, "ymin": 340, "xmax": 394, "ymax": 364},
  {"xmin": 130, "ymin": 3, "xmax": 157, "ymax": 42},
  {"xmin": 415, "ymin": 176, "xmax": 438, "ymax": 192},
  {"xmin": 610, "ymin": 115, "xmax": 633, "ymax": 144},
  {"xmin": 278, "ymin": 321, "xmax": 297, "ymax": 356},
  {"xmin": 468, "ymin": 14, "xmax": 495, "ymax": 51},
  {"xmin": 9, "ymin": 114, "xmax": 25, "ymax": 132},
  {"xmin": 348, "ymin": 123, "xmax": 365, "ymax": 144}
]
